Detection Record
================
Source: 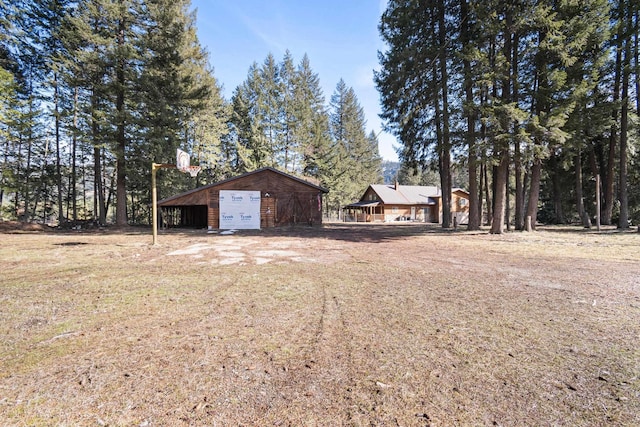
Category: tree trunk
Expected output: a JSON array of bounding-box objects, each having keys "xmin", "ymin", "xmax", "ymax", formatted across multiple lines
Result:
[
  {"xmin": 72, "ymin": 87, "xmax": 78, "ymax": 222},
  {"xmin": 91, "ymin": 85, "xmax": 107, "ymax": 225},
  {"xmin": 491, "ymin": 164, "xmax": 498, "ymax": 222},
  {"xmin": 514, "ymin": 140, "xmax": 524, "ymax": 229},
  {"xmin": 604, "ymin": 34, "xmax": 622, "ymax": 225},
  {"xmin": 94, "ymin": 146, "xmax": 106, "ymax": 225},
  {"xmin": 54, "ymin": 73, "xmax": 64, "ymax": 224},
  {"xmin": 550, "ymin": 153, "xmax": 564, "ymax": 224},
  {"xmin": 483, "ymin": 161, "xmax": 492, "ymax": 226},
  {"xmin": 635, "ymin": 9, "xmax": 640, "ymax": 233},
  {"xmin": 526, "ymin": 157, "xmax": 542, "ymax": 230},
  {"xmin": 506, "ymin": 156, "xmax": 511, "ymax": 231},
  {"xmin": 437, "ymin": 0, "xmax": 452, "ymax": 228},
  {"xmin": 478, "ymin": 160, "xmax": 484, "ymax": 224},
  {"xmin": 23, "ymin": 98, "xmax": 34, "ymax": 221},
  {"xmin": 490, "ymin": 150, "xmax": 508, "ymax": 234},
  {"xmin": 461, "ymin": 0, "xmax": 480, "ymax": 230},
  {"xmin": 467, "ymin": 130, "xmax": 480, "ymax": 230},
  {"xmin": 575, "ymin": 150, "xmax": 590, "ymax": 227},
  {"xmin": 512, "ymin": 30, "xmax": 524, "ymax": 230},
  {"xmin": 115, "ymin": 13, "xmax": 128, "ymax": 226},
  {"xmin": 619, "ymin": 3, "xmax": 631, "ymax": 229}
]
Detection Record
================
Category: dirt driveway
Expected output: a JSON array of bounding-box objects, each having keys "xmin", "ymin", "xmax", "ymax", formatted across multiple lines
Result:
[{"xmin": 1, "ymin": 223, "xmax": 639, "ymax": 426}]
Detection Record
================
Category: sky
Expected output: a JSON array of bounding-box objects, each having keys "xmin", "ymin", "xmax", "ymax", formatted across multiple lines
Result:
[{"xmin": 189, "ymin": 0, "xmax": 399, "ymax": 162}]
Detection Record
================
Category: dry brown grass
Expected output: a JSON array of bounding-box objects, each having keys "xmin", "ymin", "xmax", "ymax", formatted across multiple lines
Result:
[{"xmin": 0, "ymin": 223, "xmax": 638, "ymax": 426}]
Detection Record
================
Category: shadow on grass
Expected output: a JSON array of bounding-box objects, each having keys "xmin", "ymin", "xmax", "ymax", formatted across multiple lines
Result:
[
  {"xmin": 53, "ymin": 241, "xmax": 89, "ymax": 246},
  {"xmin": 155, "ymin": 222, "xmax": 476, "ymax": 244},
  {"xmin": 18, "ymin": 221, "xmax": 636, "ymax": 245},
  {"xmin": 154, "ymin": 222, "xmax": 639, "ymax": 243}
]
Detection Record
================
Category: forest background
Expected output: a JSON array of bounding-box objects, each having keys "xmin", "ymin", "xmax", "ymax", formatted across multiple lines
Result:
[{"xmin": 1, "ymin": 0, "xmax": 639, "ymax": 233}]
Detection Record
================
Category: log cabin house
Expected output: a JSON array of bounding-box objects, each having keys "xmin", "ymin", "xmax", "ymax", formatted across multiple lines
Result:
[
  {"xmin": 344, "ymin": 182, "xmax": 470, "ymax": 225},
  {"xmin": 157, "ymin": 167, "xmax": 328, "ymax": 229}
]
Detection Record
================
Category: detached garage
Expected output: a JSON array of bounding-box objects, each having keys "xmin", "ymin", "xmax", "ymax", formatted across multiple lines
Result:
[{"xmin": 157, "ymin": 167, "xmax": 328, "ymax": 229}]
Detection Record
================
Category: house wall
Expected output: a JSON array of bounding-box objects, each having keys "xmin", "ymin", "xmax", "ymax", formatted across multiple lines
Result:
[
  {"xmin": 452, "ymin": 191, "xmax": 470, "ymax": 213},
  {"xmin": 382, "ymin": 205, "xmax": 438, "ymax": 222},
  {"xmin": 384, "ymin": 206, "xmax": 412, "ymax": 221},
  {"xmin": 452, "ymin": 190, "xmax": 470, "ymax": 225}
]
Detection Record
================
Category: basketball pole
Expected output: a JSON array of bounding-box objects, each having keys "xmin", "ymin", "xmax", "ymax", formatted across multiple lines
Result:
[
  {"xmin": 152, "ymin": 148, "xmax": 200, "ymax": 245},
  {"xmin": 152, "ymin": 163, "xmax": 176, "ymax": 245}
]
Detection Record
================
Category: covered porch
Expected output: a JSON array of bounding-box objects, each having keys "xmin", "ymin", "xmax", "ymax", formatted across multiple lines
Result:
[{"xmin": 343, "ymin": 201, "xmax": 384, "ymax": 222}]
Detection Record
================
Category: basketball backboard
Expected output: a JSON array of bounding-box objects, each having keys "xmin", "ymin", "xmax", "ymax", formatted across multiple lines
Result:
[{"xmin": 176, "ymin": 148, "xmax": 190, "ymax": 171}]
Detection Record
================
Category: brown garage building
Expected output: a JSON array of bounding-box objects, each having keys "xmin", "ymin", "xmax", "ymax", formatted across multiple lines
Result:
[{"xmin": 157, "ymin": 167, "xmax": 328, "ymax": 229}]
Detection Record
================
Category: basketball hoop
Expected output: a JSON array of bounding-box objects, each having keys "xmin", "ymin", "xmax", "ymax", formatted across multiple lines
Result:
[{"xmin": 184, "ymin": 165, "xmax": 201, "ymax": 177}]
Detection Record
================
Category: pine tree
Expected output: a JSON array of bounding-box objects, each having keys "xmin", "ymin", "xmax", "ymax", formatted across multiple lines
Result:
[
  {"xmin": 135, "ymin": 0, "xmax": 228, "ymax": 203},
  {"xmin": 279, "ymin": 50, "xmax": 298, "ymax": 171},
  {"xmin": 229, "ymin": 51, "xmax": 333, "ymax": 177},
  {"xmin": 327, "ymin": 79, "xmax": 379, "ymax": 215},
  {"xmin": 615, "ymin": 0, "xmax": 639, "ymax": 228},
  {"xmin": 294, "ymin": 54, "xmax": 331, "ymax": 179},
  {"xmin": 231, "ymin": 62, "xmax": 271, "ymax": 169},
  {"xmin": 260, "ymin": 53, "xmax": 283, "ymax": 167},
  {"xmin": 376, "ymin": 0, "xmax": 456, "ymax": 228},
  {"xmin": 561, "ymin": 0, "xmax": 611, "ymax": 227},
  {"xmin": 27, "ymin": 0, "xmax": 75, "ymax": 223}
]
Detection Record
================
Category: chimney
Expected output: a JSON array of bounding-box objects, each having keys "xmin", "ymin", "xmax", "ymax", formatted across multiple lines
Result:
[{"xmin": 395, "ymin": 180, "xmax": 399, "ymax": 191}]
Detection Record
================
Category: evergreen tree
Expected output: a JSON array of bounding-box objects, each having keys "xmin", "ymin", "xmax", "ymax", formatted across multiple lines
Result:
[
  {"xmin": 135, "ymin": 0, "xmax": 228, "ymax": 207},
  {"xmin": 376, "ymin": 0, "xmax": 456, "ymax": 229},
  {"xmin": 561, "ymin": 0, "xmax": 611, "ymax": 227},
  {"xmin": 58, "ymin": 0, "xmax": 220, "ymax": 225},
  {"xmin": 377, "ymin": 0, "xmax": 615, "ymax": 231},
  {"xmin": 231, "ymin": 62, "xmax": 270, "ymax": 169},
  {"xmin": 614, "ymin": 0, "xmax": 639, "ymax": 228},
  {"xmin": 326, "ymin": 79, "xmax": 379, "ymax": 215},
  {"xmin": 295, "ymin": 54, "xmax": 332, "ymax": 179},
  {"xmin": 279, "ymin": 50, "xmax": 298, "ymax": 171},
  {"xmin": 27, "ymin": 0, "xmax": 73, "ymax": 223},
  {"xmin": 260, "ymin": 53, "xmax": 283, "ymax": 167},
  {"xmin": 229, "ymin": 51, "xmax": 334, "ymax": 178}
]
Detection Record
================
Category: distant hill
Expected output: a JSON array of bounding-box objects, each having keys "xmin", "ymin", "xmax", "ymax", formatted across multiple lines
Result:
[{"xmin": 382, "ymin": 161, "xmax": 400, "ymax": 184}]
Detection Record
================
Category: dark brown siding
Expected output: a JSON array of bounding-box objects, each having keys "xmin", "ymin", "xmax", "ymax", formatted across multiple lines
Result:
[{"xmin": 160, "ymin": 168, "xmax": 326, "ymax": 229}]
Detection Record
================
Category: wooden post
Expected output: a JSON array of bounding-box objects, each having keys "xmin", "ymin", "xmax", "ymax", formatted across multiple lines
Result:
[
  {"xmin": 525, "ymin": 215, "xmax": 532, "ymax": 232},
  {"xmin": 152, "ymin": 163, "xmax": 159, "ymax": 245},
  {"xmin": 595, "ymin": 174, "xmax": 601, "ymax": 232}
]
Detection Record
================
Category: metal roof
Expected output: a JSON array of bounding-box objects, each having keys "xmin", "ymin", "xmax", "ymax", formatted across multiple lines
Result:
[
  {"xmin": 158, "ymin": 167, "xmax": 328, "ymax": 205},
  {"xmin": 369, "ymin": 184, "xmax": 441, "ymax": 205},
  {"xmin": 345, "ymin": 201, "xmax": 380, "ymax": 208}
]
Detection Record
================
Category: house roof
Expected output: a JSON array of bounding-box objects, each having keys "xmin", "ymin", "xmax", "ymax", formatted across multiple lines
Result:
[
  {"xmin": 158, "ymin": 167, "xmax": 328, "ymax": 205},
  {"xmin": 345, "ymin": 200, "xmax": 380, "ymax": 208},
  {"xmin": 369, "ymin": 184, "xmax": 441, "ymax": 205}
]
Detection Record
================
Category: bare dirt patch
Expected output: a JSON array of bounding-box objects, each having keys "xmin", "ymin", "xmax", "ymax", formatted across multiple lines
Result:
[
  {"xmin": 165, "ymin": 234, "xmax": 349, "ymax": 265},
  {"xmin": 1, "ymin": 224, "xmax": 638, "ymax": 426}
]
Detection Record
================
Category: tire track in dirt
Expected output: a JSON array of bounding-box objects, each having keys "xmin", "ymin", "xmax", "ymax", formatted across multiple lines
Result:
[
  {"xmin": 266, "ymin": 277, "xmax": 358, "ymax": 422},
  {"xmin": 314, "ymin": 282, "xmax": 358, "ymax": 420}
]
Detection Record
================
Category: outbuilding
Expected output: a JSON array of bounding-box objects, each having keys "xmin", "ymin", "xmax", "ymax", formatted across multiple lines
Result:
[{"xmin": 158, "ymin": 167, "xmax": 328, "ymax": 229}]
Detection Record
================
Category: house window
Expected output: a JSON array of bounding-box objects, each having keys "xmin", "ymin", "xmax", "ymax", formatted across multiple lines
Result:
[
  {"xmin": 459, "ymin": 198, "xmax": 468, "ymax": 206},
  {"xmin": 392, "ymin": 206, "xmax": 398, "ymax": 213}
]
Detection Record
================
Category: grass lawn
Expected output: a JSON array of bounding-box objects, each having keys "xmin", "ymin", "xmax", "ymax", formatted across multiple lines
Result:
[{"xmin": 1, "ymin": 223, "xmax": 639, "ymax": 426}]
